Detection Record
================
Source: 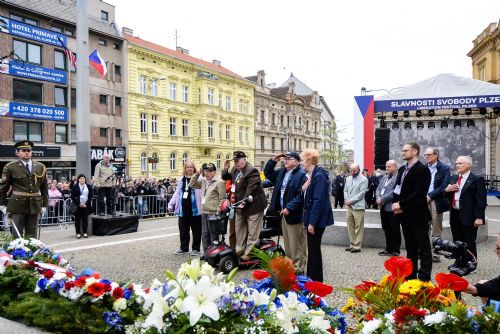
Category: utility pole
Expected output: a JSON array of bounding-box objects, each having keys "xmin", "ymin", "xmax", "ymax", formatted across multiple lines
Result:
[{"xmin": 76, "ymin": 0, "xmax": 91, "ymax": 177}]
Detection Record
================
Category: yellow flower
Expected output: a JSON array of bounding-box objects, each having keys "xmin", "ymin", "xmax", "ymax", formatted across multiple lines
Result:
[
  {"xmin": 399, "ymin": 279, "xmax": 422, "ymax": 295},
  {"xmin": 341, "ymin": 297, "xmax": 355, "ymax": 313},
  {"xmin": 380, "ymin": 274, "xmax": 391, "ymax": 286}
]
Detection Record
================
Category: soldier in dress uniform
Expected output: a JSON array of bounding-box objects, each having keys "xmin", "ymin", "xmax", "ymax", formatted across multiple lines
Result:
[{"xmin": 0, "ymin": 140, "xmax": 49, "ymax": 238}]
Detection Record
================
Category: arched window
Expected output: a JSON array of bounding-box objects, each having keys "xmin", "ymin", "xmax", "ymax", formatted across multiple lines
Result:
[
  {"xmin": 170, "ymin": 152, "xmax": 176, "ymax": 170},
  {"xmin": 182, "ymin": 152, "xmax": 188, "ymax": 166},
  {"xmin": 216, "ymin": 154, "xmax": 221, "ymax": 170},
  {"xmin": 151, "ymin": 152, "xmax": 158, "ymax": 171},
  {"xmin": 140, "ymin": 152, "xmax": 147, "ymax": 172}
]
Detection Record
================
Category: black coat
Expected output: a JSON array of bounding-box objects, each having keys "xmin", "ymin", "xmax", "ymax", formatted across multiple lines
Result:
[
  {"xmin": 447, "ymin": 173, "xmax": 487, "ymax": 226},
  {"xmin": 427, "ymin": 160, "xmax": 451, "ymax": 214},
  {"xmin": 393, "ymin": 160, "xmax": 431, "ymax": 223},
  {"xmin": 71, "ymin": 183, "xmax": 93, "ymax": 208}
]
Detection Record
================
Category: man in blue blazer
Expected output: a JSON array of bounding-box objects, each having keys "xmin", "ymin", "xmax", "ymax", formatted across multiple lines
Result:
[
  {"xmin": 264, "ymin": 151, "xmax": 308, "ymax": 271},
  {"xmin": 424, "ymin": 147, "xmax": 451, "ymax": 263}
]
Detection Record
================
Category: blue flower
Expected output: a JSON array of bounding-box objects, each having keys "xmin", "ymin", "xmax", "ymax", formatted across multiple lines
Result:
[
  {"xmin": 102, "ymin": 311, "xmax": 123, "ymax": 331},
  {"xmin": 11, "ymin": 248, "xmax": 27, "ymax": 259},
  {"xmin": 50, "ymin": 279, "xmax": 64, "ymax": 292},
  {"xmin": 100, "ymin": 279, "xmax": 112, "ymax": 285},
  {"xmin": 37, "ymin": 278, "xmax": 48, "ymax": 291},
  {"xmin": 328, "ymin": 309, "xmax": 347, "ymax": 334},
  {"xmin": 123, "ymin": 289, "xmax": 132, "ymax": 300}
]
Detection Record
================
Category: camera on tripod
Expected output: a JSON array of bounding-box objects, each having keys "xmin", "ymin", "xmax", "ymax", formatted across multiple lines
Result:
[
  {"xmin": 433, "ymin": 238, "xmax": 477, "ymax": 276},
  {"xmin": 113, "ymin": 163, "xmax": 126, "ymax": 177}
]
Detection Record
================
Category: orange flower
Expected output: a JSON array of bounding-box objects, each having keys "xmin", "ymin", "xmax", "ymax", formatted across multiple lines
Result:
[
  {"xmin": 354, "ymin": 280, "xmax": 378, "ymax": 300},
  {"xmin": 252, "ymin": 270, "xmax": 271, "ymax": 280},
  {"xmin": 384, "ymin": 256, "xmax": 413, "ymax": 278},
  {"xmin": 435, "ymin": 272, "xmax": 469, "ymax": 291},
  {"xmin": 304, "ymin": 281, "xmax": 334, "ymax": 297}
]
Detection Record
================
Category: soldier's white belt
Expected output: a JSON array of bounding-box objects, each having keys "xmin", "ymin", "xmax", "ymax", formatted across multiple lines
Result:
[{"xmin": 11, "ymin": 191, "xmax": 41, "ymax": 197}]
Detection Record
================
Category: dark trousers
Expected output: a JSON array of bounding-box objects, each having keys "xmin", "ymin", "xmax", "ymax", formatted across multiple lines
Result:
[
  {"xmin": 10, "ymin": 213, "xmax": 39, "ymax": 238},
  {"xmin": 450, "ymin": 208, "xmax": 478, "ymax": 264},
  {"xmin": 98, "ymin": 187, "xmax": 114, "ymax": 215},
  {"xmin": 401, "ymin": 219, "xmax": 432, "ymax": 281},
  {"xmin": 307, "ymin": 226, "xmax": 325, "ymax": 282},
  {"xmin": 201, "ymin": 214, "xmax": 219, "ymax": 253},
  {"xmin": 74, "ymin": 206, "xmax": 89, "ymax": 235},
  {"xmin": 380, "ymin": 210, "xmax": 401, "ymax": 253},
  {"xmin": 334, "ymin": 192, "xmax": 344, "ymax": 208},
  {"xmin": 179, "ymin": 215, "xmax": 202, "ymax": 252}
]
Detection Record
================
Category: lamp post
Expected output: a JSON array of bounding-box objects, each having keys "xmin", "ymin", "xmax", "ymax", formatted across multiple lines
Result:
[{"xmin": 145, "ymin": 77, "xmax": 166, "ymax": 178}]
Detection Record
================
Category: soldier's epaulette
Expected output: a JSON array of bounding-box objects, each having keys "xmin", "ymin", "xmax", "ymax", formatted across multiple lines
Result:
[{"xmin": 5, "ymin": 161, "xmax": 16, "ymax": 166}]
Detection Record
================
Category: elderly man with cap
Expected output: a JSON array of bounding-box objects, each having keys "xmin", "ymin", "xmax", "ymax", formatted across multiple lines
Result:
[
  {"xmin": 264, "ymin": 151, "xmax": 308, "ymax": 271},
  {"xmin": 221, "ymin": 151, "xmax": 267, "ymax": 261},
  {"xmin": 190, "ymin": 162, "xmax": 227, "ymax": 258},
  {"xmin": 94, "ymin": 153, "xmax": 115, "ymax": 216},
  {"xmin": 0, "ymin": 140, "xmax": 48, "ymax": 238}
]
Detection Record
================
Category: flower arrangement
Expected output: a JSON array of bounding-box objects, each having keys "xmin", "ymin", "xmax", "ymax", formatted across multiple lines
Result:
[{"xmin": 342, "ymin": 256, "xmax": 500, "ymax": 333}]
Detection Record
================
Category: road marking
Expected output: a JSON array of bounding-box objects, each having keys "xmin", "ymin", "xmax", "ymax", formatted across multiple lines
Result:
[
  {"xmin": 46, "ymin": 226, "xmax": 178, "ymax": 248},
  {"xmin": 54, "ymin": 232, "xmax": 179, "ymax": 253},
  {"xmin": 488, "ymin": 218, "xmax": 500, "ymax": 223}
]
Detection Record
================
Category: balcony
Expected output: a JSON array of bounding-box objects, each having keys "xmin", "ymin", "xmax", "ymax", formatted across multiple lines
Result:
[{"xmin": 183, "ymin": 137, "xmax": 190, "ymax": 142}]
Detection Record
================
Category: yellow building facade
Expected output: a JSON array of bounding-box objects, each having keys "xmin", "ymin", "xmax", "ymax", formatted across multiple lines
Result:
[{"xmin": 123, "ymin": 31, "xmax": 255, "ymax": 178}]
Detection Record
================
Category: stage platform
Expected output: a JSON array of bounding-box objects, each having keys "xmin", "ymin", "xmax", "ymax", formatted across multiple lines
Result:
[{"xmin": 90, "ymin": 213, "xmax": 139, "ymax": 236}]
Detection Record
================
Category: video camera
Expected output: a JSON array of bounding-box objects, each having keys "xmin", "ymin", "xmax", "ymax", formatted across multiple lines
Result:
[{"xmin": 433, "ymin": 238, "xmax": 477, "ymax": 276}]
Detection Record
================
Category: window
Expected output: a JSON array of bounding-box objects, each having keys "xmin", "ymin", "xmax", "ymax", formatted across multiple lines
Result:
[
  {"xmin": 216, "ymin": 154, "xmax": 221, "ymax": 170},
  {"xmin": 13, "ymin": 79, "xmax": 42, "ymax": 103},
  {"xmin": 280, "ymin": 138, "xmax": 284, "ymax": 151},
  {"xmin": 169, "ymin": 117, "xmax": 177, "ymax": 136},
  {"xmin": 51, "ymin": 25, "xmax": 63, "ymax": 33},
  {"xmin": 271, "ymin": 113, "xmax": 275, "ymax": 126},
  {"xmin": 280, "ymin": 115, "xmax": 284, "ymax": 127},
  {"xmin": 218, "ymin": 94, "xmax": 222, "ymax": 108},
  {"xmin": 182, "ymin": 119, "xmax": 189, "ymax": 136},
  {"xmin": 239, "ymin": 99, "xmax": 243, "ymax": 112},
  {"xmin": 14, "ymin": 121, "xmax": 42, "ymax": 142},
  {"xmin": 113, "ymin": 43, "xmax": 120, "ymax": 50},
  {"xmin": 71, "ymin": 88, "xmax": 76, "ymax": 108},
  {"xmin": 98, "ymin": 38, "xmax": 107, "ymax": 46},
  {"xmin": 306, "ymin": 120, "xmax": 309, "ymax": 131},
  {"xmin": 299, "ymin": 139, "xmax": 302, "ymax": 150},
  {"xmin": 13, "ymin": 40, "xmax": 41, "ymax": 64},
  {"xmin": 271, "ymin": 137, "xmax": 275, "ymax": 151},
  {"xmin": 225, "ymin": 125, "xmax": 231, "ymax": 140},
  {"xmin": 115, "ymin": 129, "xmax": 121, "ymax": 138},
  {"xmin": 151, "ymin": 115, "xmax": 158, "ymax": 134},
  {"xmin": 169, "ymin": 82, "xmax": 177, "ymax": 100},
  {"xmin": 238, "ymin": 127, "xmax": 243, "ymax": 143},
  {"xmin": 140, "ymin": 113, "xmax": 147, "ymax": 133},
  {"xmin": 479, "ymin": 65, "xmax": 486, "ymax": 81},
  {"xmin": 151, "ymin": 153, "xmax": 158, "ymax": 171},
  {"xmin": 150, "ymin": 79, "xmax": 158, "ymax": 96},
  {"xmin": 245, "ymin": 127, "xmax": 249, "ymax": 143},
  {"xmin": 10, "ymin": 13, "xmax": 38, "ymax": 26},
  {"xmin": 294, "ymin": 139, "xmax": 297, "ymax": 150},
  {"xmin": 101, "ymin": 10, "xmax": 109, "ymax": 21},
  {"xmin": 99, "ymin": 94, "xmax": 107, "ymax": 104},
  {"xmin": 182, "ymin": 153, "xmax": 188, "ymax": 166},
  {"xmin": 260, "ymin": 110, "xmax": 265, "ymax": 123},
  {"xmin": 225, "ymin": 154, "xmax": 230, "ymax": 161},
  {"xmin": 170, "ymin": 153, "xmax": 176, "ymax": 170},
  {"xmin": 54, "ymin": 50, "xmax": 66, "ymax": 70},
  {"xmin": 100, "ymin": 128, "xmax": 108, "ymax": 137},
  {"xmin": 225, "ymin": 96, "xmax": 231, "ymax": 111},
  {"xmin": 54, "ymin": 86, "xmax": 67, "ymax": 106},
  {"xmin": 140, "ymin": 76, "xmax": 147, "ymax": 94},
  {"xmin": 55, "ymin": 124, "xmax": 67, "ymax": 143},
  {"xmin": 71, "ymin": 125, "xmax": 76, "ymax": 143},
  {"xmin": 182, "ymin": 85, "xmax": 189, "ymax": 102},
  {"xmin": 140, "ymin": 153, "xmax": 147, "ymax": 172},
  {"xmin": 65, "ymin": 29, "xmax": 74, "ymax": 37},
  {"xmin": 260, "ymin": 136, "xmax": 265, "ymax": 150},
  {"xmin": 115, "ymin": 96, "xmax": 121, "ymax": 106},
  {"xmin": 207, "ymin": 88, "xmax": 214, "ymax": 105},
  {"xmin": 114, "ymin": 65, "xmax": 121, "ymax": 75},
  {"xmin": 208, "ymin": 121, "xmax": 214, "ymax": 138},
  {"xmin": 314, "ymin": 122, "xmax": 317, "ymax": 132},
  {"xmin": 244, "ymin": 101, "xmax": 249, "ymax": 113}
]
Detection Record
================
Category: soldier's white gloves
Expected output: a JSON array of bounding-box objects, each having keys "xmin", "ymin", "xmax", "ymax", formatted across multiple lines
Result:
[
  {"xmin": 0, "ymin": 205, "xmax": 6, "ymax": 214},
  {"xmin": 41, "ymin": 207, "xmax": 47, "ymax": 216}
]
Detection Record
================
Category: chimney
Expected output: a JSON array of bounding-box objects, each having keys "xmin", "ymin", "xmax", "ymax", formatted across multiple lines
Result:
[
  {"xmin": 212, "ymin": 59, "xmax": 221, "ymax": 66},
  {"xmin": 182, "ymin": 48, "xmax": 189, "ymax": 55},
  {"xmin": 287, "ymin": 81, "xmax": 295, "ymax": 94},
  {"xmin": 122, "ymin": 27, "xmax": 133, "ymax": 36},
  {"xmin": 176, "ymin": 47, "xmax": 189, "ymax": 55},
  {"xmin": 257, "ymin": 70, "xmax": 266, "ymax": 87},
  {"xmin": 176, "ymin": 46, "xmax": 183, "ymax": 52}
]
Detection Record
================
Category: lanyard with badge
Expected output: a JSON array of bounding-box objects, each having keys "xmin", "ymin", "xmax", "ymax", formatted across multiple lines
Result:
[
  {"xmin": 182, "ymin": 178, "xmax": 190, "ymax": 199},
  {"xmin": 231, "ymin": 171, "xmax": 242, "ymax": 193},
  {"xmin": 380, "ymin": 176, "xmax": 391, "ymax": 195}
]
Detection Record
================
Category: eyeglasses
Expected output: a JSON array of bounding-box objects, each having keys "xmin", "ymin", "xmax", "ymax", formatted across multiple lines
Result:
[
  {"xmin": 424, "ymin": 153, "xmax": 435, "ymax": 157},
  {"xmin": 284, "ymin": 157, "xmax": 296, "ymax": 161}
]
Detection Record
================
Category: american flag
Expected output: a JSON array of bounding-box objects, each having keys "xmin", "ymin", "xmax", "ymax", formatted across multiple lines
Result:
[{"xmin": 57, "ymin": 36, "xmax": 77, "ymax": 70}]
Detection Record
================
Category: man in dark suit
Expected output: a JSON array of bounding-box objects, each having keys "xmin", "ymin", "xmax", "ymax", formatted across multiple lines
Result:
[
  {"xmin": 333, "ymin": 171, "xmax": 345, "ymax": 208},
  {"xmin": 392, "ymin": 141, "xmax": 432, "ymax": 281},
  {"xmin": 221, "ymin": 151, "xmax": 267, "ymax": 261},
  {"xmin": 445, "ymin": 155, "xmax": 487, "ymax": 269},
  {"xmin": 424, "ymin": 147, "xmax": 451, "ymax": 263}
]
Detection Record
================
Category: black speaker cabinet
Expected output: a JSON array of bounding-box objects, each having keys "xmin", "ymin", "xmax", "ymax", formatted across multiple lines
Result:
[{"xmin": 374, "ymin": 128, "xmax": 390, "ymax": 169}]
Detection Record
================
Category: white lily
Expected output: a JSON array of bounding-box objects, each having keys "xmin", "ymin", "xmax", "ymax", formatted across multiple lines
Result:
[
  {"xmin": 180, "ymin": 275, "xmax": 223, "ymax": 326},
  {"xmin": 200, "ymin": 261, "xmax": 215, "ymax": 278},
  {"xmin": 184, "ymin": 259, "xmax": 201, "ymax": 281},
  {"xmin": 142, "ymin": 291, "xmax": 169, "ymax": 332},
  {"xmin": 273, "ymin": 293, "xmax": 309, "ymax": 334},
  {"xmin": 309, "ymin": 314, "xmax": 331, "ymax": 331}
]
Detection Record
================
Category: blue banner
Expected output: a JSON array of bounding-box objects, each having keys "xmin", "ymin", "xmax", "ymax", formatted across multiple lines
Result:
[
  {"xmin": 3, "ymin": 101, "xmax": 68, "ymax": 122},
  {"xmin": 1, "ymin": 60, "xmax": 67, "ymax": 84},
  {"xmin": 0, "ymin": 15, "xmax": 66, "ymax": 46},
  {"xmin": 374, "ymin": 95, "xmax": 500, "ymax": 112}
]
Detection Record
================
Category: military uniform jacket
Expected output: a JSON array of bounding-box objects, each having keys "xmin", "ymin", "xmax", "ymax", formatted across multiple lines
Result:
[{"xmin": 0, "ymin": 160, "xmax": 49, "ymax": 214}]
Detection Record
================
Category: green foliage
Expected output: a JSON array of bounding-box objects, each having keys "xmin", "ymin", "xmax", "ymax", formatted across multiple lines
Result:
[{"xmin": 0, "ymin": 265, "xmax": 38, "ymax": 314}]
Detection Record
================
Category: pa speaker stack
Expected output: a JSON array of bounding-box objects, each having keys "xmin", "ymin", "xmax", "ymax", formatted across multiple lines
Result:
[{"xmin": 374, "ymin": 128, "xmax": 390, "ymax": 169}]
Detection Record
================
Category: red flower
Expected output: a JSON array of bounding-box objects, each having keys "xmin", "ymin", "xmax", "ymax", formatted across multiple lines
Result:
[
  {"xmin": 423, "ymin": 286, "xmax": 441, "ymax": 300},
  {"xmin": 43, "ymin": 269, "xmax": 54, "ymax": 279},
  {"xmin": 313, "ymin": 296, "xmax": 322, "ymax": 306},
  {"xmin": 91, "ymin": 272, "xmax": 101, "ymax": 279},
  {"xmin": 384, "ymin": 256, "xmax": 413, "ymax": 278},
  {"xmin": 64, "ymin": 281, "xmax": 75, "ymax": 290},
  {"xmin": 87, "ymin": 282, "xmax": 107, "ymax": 297},
  {"xmin": 74, "ymin": 276, "xmax": 89, "ymax": 287},
  {"xmin": 112, "ymin": 287, "xmax": 125, "ymax": 300},
  {"xmin": 65, "ymin": 271, "xmax": 74, "ymax": 278},
  {"xmin": 354, "ymin": 280, "xmax": 377, "ymax": 300},
  {"xmin": 304, "ymin": 281, "xmax": 334, "ymax": 297},
  {"xmin": 252, "ymin": 270, "xmax": 271, "ymax": 280},
  {"xmin": 393, "ymin": 305, "xmax": 427, "ymax": 324},
  {"xmin": 435, "ymin": 272, "xmax": 469, "ymax": 291},
  {"xmin": 144, "ymin": 287, "xmax": 150, "ymax": 294},
  {"xmin": 268, "ymin": 257, "xmax": 297, "ymax": 291}
]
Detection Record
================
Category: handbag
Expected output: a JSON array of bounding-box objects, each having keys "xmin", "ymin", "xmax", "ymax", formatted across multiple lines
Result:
[{"xmin": 68, "ymin": 203, "xmax": 78, "ymax": 216}]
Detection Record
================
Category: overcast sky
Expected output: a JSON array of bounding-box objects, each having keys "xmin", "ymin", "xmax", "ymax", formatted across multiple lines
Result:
[{"xmin": 112, "ymin": 0, "xmax": 500, "ymax": 148}]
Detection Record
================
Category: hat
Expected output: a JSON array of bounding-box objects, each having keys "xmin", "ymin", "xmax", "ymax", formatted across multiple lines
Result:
[
  {"xmin": 202, "ymin": 162, "xmax": 216, "ymax": 171},
  {"xmin": 284, "ymin": 151, "xmax": 300, "ymax": 161},
  {"xmin": 233, "ymin": 151, "xmax": 247, "ymax": 160},
  {"xmin": 15, "ymin": 140, "xmax": 33, "ymax": 150}
]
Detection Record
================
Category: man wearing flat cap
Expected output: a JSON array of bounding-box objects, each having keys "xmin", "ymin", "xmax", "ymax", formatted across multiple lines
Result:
[
  {"xmin": 264, "ymin": 151, "xmax": 308, "ymax": 271},
  {"xmin": 222, "ymin": 151, "xmax": 266, "ymax": 261},
  {"xmin": 0, "ymin": 140, "xmax": 48, "ymax": 238}
]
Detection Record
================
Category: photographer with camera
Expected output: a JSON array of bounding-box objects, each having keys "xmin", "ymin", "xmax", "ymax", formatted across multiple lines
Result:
[
  {"xmin": 445, "ymin": 156, "xmax": 486, "ymax": 270},
  {"xmin": 462, "ymin": 235, "xmax": 500, "ymax": 304}
]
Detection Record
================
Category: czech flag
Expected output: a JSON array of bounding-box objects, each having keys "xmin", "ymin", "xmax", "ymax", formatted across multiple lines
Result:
[
  {"xmin": 89, "ymin": 49, "xmax": 107, "ymax": 79},
  {"xmin": 353, "ymin": 95, "xmax": 375, "ymax": 173}
]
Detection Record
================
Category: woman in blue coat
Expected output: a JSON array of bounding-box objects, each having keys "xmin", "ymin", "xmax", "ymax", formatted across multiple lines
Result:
[{"xmin": 300, "ymin": 149, "xmax": 334, "ymax": 282}]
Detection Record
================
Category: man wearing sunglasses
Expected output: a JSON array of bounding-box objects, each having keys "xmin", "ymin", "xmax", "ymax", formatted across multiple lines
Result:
[{"xmin": 0, "ymin": 140, "xmax": 48, "ymax": 238}]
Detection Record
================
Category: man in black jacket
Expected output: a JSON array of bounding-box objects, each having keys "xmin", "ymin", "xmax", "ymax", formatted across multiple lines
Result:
[
  {"xmin": 445, "ymin": 155, "xmax": 487, "ymax": 268},
  {"xmin": 264, "ymin": 151, "xmax": 308, "ymax": 271},
  {"xmin": 333, "ymin": 172, "xmax": 345, "ymax": 208},
  {"xmin": 392, "ymin": 141, "xmax": 432, "ymax": 281}
]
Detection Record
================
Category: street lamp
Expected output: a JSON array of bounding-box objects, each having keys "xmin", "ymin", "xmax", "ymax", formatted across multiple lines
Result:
[{"xmin": 145, "ymin": 77, "xmax": 166, "ymax": 178}]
